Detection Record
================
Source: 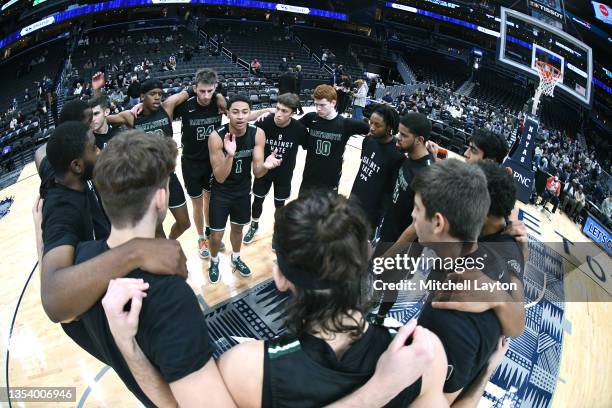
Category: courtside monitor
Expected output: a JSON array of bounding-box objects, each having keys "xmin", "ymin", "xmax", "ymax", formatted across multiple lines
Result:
[{"xmin": 498, "ymin": 7, "xmax": 593, "ymax": 107}]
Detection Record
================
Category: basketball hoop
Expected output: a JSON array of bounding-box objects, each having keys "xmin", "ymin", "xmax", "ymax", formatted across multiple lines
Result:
[{"xmin": 532, "ymin": 61, "xmax": 563, "ymax": 115}]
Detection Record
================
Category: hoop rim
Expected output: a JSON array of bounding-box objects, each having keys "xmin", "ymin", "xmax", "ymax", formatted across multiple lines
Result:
[{"xmin": 535, "ymin": 60, "xmax": 563, "ymax": 83}]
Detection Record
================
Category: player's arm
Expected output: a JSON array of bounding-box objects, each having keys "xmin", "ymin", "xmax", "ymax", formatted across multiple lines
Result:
[
  {"xmin": 407, "ymin": 332, "xmax": 448, "ymax": 408},
  {"xmin": 209, "ymin": 131, "xmax": 234, "ymax": 183},
  {"xmin": 381, "ymin": 223, "xmax": 418, "ymax": 259},
  {"xmin": 41, "ymin": 239, "xmax": 187, "ymax": 323},
  {"xmin": 247, "ymin": 107, "xmax": 275, "ymax": 122},
  {"xmin": 162, "ymin": 89, "xmax": 190, "ymax": 120},
  {"xmin": 106, "ymin": 110, "xmax": 134, "ymax": 127},
  {"xmin": 450, "ymin": 337, "xmax": 509, "ymax": 408},
  {"xmin": 253, "ymin": 128, "xmax": 281, "ymax": 178},
  {"xmin": 216, "ymin": 93, "xmax": 227, "ymax": 114},
  {"xmin": 217, "ymin": 340, "xmax": 264, "ymax": 407},
  {"xmin": 432, "ymin": 271, "xmax": 525, "ymax": 338}
]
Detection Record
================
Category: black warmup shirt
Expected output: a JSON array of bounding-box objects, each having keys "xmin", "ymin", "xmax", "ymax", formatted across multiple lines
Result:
[
  {"xmin": 419, "ymin": 244, "xmax": 508, "ymax": 393},
  {"xmin": 133, "ymin": 107, "xmax": 173, "ymax": 137},
  {"xmin": 351, "ymin": 136, "xmax": 405, "ymax": 230},
  {"xmin": 94, "ymin": 124, "xmax": 122, "ymax": 150},
  {"xmin": 41, "ymin": 180, "xmax": 110, "ymax": 255},
  {"xmin": 64, "ymin": 241, "xmax": 214, "ymax": 408},
  {"xmin": 379, "ymin": 153, "xmax": 434, "ymax": 242},
  {"xmin": 263, "ymin": 324, "xmax": 421, "ymax": 407},
  {"xmin": 211, "ymin": 124, "xmax": 257, "ymax": 195},
  {"xmin": 256, "ymin": 115, "xmax": 307, "ymax": 182},
  {"xmin": 175, "ymin": 96, "xmax": 223, "ymax": 160},
  {"xmin": 299, "ymin": 112, "xmax": 369, "ymax": 191}
]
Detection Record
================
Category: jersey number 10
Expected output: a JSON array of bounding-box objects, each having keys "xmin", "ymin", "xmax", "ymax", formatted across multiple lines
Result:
[{"xmin": 315, "ymin": 140, "xmax": 331, "ymax": 156}]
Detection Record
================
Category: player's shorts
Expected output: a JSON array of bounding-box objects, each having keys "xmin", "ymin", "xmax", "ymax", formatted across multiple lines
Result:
[
  {"xmin": 181, "ymin": 156, "xmax": 213, "ymax": 198},
  {"xmin": 169, "ymin": 172, "xmax": 187, "ymax": 209},
  {"xmin": 252, "ymin": 173, "xmax": 291, "ymax": 201},
  {"xmin": 209, "ymin": 189, "xmax": 251, "ymax": 231}
]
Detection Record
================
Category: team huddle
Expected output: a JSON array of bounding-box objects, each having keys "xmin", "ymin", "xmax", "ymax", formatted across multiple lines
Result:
[{"xmin": 33, "ymin": 67, "xmax": 528, "ymax": 407}]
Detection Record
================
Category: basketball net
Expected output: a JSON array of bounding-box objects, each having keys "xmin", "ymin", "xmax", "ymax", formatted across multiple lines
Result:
[{"xmin": 532, "ymin": 61, "xmax": 563, "ymax": 115}]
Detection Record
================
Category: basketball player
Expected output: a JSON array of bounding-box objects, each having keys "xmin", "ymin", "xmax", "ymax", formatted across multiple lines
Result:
[
  {"xmin": 412, "ymin": 159, "xmax": 517, "ymax": 402},
  {"xmin": 35, "ymin": 125, "xmax": 186, "ymax": 324},
  {"xmin": 96, "ymin": 76, "xmax": 191, "ymax": 239},
  {"xmin": 431, "ymin": 160, "xmax": 526, "ymax": 338},
  {"xmin": 350, "ymin": 104, "xmax": 404, "ymax": 236},
  {"xmin": 463, "ymin": 129, "xmax": 508, "ymax": 164},
  {"xmin": 243, "ymin": 93, "xmax": 308, "ymax": 244},
  {"xmin": 298, "ymin": 84, "xmax": 369, "ymax": 196},
  {"xmin": 89, "ymin": 95, "xmax": 122, "ymax": 150},
  {"xmin": 207, "ymin": 95, "xmax": 281, "ymax": 284},
  {"xmin": 377, "ymin": 112, "xmax": 434, "ymax": 244},
  {"xmin": 172, "ymin": 68, "xmax": 227, "ymax": 258}
]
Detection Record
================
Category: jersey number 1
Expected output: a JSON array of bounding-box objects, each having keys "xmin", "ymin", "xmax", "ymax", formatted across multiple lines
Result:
[
  {"xmin": 316, "ymin": 140, "xmax": 331, "ymax": 156},
  {"xmin": 235, "ymin": 159, "xmax": 243, "ymax": 174}
]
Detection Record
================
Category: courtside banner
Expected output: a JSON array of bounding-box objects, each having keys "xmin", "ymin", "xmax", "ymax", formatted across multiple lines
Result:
[{"xmin": 504, "ymin": 115, "xmax": 538, "ymax": 203}]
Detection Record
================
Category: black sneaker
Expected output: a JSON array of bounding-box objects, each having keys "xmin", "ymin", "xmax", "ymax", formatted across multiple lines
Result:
[
  {"xmin": 231, "ymin": 256, "xmax": 251, "ymax": 277},
  {"xmin": 208, "ymin": 260, "xmax": 221, "ymax": 284},
  {"xmin": 243, "ymin": 223, "xmax": 259, "ymax": 244}
]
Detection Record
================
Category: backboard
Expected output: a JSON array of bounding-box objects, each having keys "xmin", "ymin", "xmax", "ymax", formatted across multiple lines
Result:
[{"xmin": 498, "ymin": 7, "xmax": 593, "ymax": 107}]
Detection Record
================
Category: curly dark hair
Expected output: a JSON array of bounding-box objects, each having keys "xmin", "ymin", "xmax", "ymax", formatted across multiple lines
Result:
[{"xmin": 273, "ymin": 192, "xmax": 372, "ymax": 339}]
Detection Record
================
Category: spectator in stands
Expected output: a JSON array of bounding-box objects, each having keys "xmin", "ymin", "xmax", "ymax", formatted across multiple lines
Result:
[
  {"xmin": 570, "ymin": 186, "xmax": 586, "ymax": 222},
  {"xmin": 250, "ymin": 58, "xmax": 261, "ymax": 75},
  {"xmin": 320, "ymin": 50, "xmax": 328, "ymax": 68},
  {"xmin": 24, "ymin": 88, "xmax": 30, "ymax": 102},
  {"xmin": 279, "ymin": 57, "xmax": 289, "ymax": 72},
  {"xmin": 17, "ymin": 112, "xmax": 25, "ymax": 124},
  {"xmin": 540, "ymin": 173, "xmax": 561, "ymax": 213},
  {"xmin": 9, "ymin": 116, "xmax": 17, "ymax": 130},
  {"xmin": 295, "ymin": 65, "xmax": 303, "ymax": 93},
  {"xmin": 127, "ymin": 77, "xmax": 140, "ymax": 108},
  {"xmin": 382, "ymin": 92, "xmax": 393, "ymax": 104},
  {"xmin": 560, "ymin": 180, "xmax": 578, "ymax": 214},
  {"xmin": 278, "ymin": 68, "xmax": 297, "ymax": 95},
  {"xmin": 352, "ymin": 79, "xmax": 368, "ymax": 121},
  {"xmin": 73, "ymin": 83, "xmax": 83, "ymax": 96},
  {"xmin": 534, "ymin": 145, "xmax": 543, "ymax": 168},
  {"xmin": 109, "ymin": 88, "xmax": 125, "ymax": 105}
]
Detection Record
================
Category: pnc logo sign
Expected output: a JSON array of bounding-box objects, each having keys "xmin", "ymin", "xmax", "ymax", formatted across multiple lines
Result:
[{"xmin": 513, "ymin": 169, "xmax": 532, "ymax": 187}]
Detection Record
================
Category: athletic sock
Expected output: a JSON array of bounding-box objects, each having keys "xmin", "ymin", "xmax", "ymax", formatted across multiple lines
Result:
[
  {"xmin": 232, "ymin": 252, "xmax": 240, "ymax": 261},
  {"xmin": 251, "ymin": 219, "xmax": 259, "ymax": 228},
  {"xmin": 211, "ymin": 256, "xmax": 219, "ymax": 263},
  {"xmin": 199, "ymin": 234, "xmax": 206, "ymax": 240}
]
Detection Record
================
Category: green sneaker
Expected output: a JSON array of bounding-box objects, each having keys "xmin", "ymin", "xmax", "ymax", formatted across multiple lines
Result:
[
  {"xmin": 231, "ymin": 256, "xmax": 251, "ymax": 277},
  {"xmin": 242, "ymin": 223, "xmax": 259, "ymax": 244},
  {"xmin": 208, "ymin": 260, "xmax": 221, "ymax": 284}
]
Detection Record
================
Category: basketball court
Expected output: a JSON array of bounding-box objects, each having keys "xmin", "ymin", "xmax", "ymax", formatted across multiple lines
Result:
[{"xmin": 1, "ymin": 110, "xmax": 610, "ymax": 406}]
